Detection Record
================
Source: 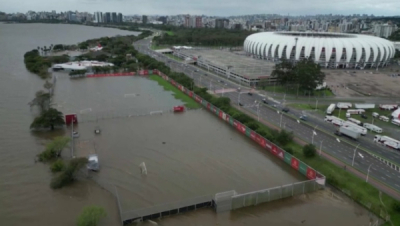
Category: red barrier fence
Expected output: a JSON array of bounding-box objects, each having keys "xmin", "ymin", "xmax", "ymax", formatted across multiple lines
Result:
[
  {"xmin": 86, "ymin": 70, "xmax": 152, "ymax": 78},
  {"xmin": 152, "ymin": 69, "xmax": 325, "ymax": 183}
]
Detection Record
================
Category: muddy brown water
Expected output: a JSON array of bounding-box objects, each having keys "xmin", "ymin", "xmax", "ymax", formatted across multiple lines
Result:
[{"xmin": 0, "ymin": 23, "xmax": 376, "ymax": 226}]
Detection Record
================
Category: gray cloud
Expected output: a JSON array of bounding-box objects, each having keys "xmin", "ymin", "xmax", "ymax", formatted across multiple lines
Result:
[{"xmin": 1, "ymin": 0, "xmax": 399, "ymax": 16}]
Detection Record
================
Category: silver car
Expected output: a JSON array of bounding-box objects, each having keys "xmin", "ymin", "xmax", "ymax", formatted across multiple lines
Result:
[{"xmin": 87, "ymin": 154, "xmax": 99, "ymax": 171}]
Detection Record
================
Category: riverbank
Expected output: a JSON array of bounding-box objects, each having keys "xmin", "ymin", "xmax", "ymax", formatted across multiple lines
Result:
[{"xmin": 148, "ymin": 75, "xmax": 200, "ymax": 109}]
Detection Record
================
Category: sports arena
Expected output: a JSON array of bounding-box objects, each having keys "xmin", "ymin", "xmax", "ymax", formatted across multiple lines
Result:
[{"xmin": 244, "ymin": 32, "xmax": 395, "ymax": 69}]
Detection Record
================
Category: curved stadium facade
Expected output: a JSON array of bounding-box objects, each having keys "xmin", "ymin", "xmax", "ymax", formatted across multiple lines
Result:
[{"xmin": 244, "ymin": 32, "xmax": 395, "ymax": 69}]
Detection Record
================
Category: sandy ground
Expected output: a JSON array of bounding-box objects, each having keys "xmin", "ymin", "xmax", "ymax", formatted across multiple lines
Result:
[{"xmin": 324, "ymin": 64, "xmax": 400, "ymax": 97}]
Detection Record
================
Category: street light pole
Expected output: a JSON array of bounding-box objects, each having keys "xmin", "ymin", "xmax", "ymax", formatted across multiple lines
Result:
[
  {"xmin": 315, "ymin": 99, "xmax": 319, "ymax": 111},
  {"xmin": 257, "ymin": 102, "xmax": 260, "ymax": 122},
  {"xmin": 319, "ymin": 140, "xmax": 324, "ymax": 155},
  {"xmin": 311, "ymin": 125, "xmax": 318, "ymax": 145},
  {"xmin": 366, "ymin": 163, "xmax": 373, "ymax": 182},
  {"xmin": 279, "ymin": 112, "xmax": 283, "ymax": 128},
  {"xmin": 352, "ymin": 144, "xmax": 361, "ymax": 167},
  {"xmin": 238, "ymin": 92, "xmax": 242, "ymax": 106}
]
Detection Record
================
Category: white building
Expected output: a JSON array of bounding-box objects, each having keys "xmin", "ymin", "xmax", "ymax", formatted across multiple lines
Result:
[
  {"xmin": 94, "ymin": 12, "xmax": 103, "ymax": 23},
  {"xmin": 374, "ymin": 23, "xmax": 397, "ymax": 38}
]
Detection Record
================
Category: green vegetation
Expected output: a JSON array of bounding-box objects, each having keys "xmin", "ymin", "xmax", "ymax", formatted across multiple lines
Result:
[
  {"xmin": 149, "ymin": 75, "xmax": 200, "ymax": 109},
  {"xmin": 153, "ymin": 27, "xmax": 255, "ymax": 46},
  {"xmin": 268, "ymin": 58, "xmax": 327, "ymax": 96},
  {"xmin": 30, "ymin": 108, "xmax": 65, "ymax": 130},
  {"xmin": 24, "ymin": 49, "xmax": 51, "ymax": 78},
  {"xmin": 29, "ymin": 90, "xmax": 51, "ymax": 113},
  {"xmin": 50, "ymin": 157, "xmax": 88, "ymax": 189},
  {"xmin": 50, "ymin": 159, "xmax": 65, "ymax": 172},
  {"xmin": 37, "ymin": 136, "xmax": 70, "ymax": 162},
  {"xmin": 76, "ymin": 205, "xmax": 107, "ymax": 226},
  {"xmin": 389, "ymin": 29, "xmax": 400, "ymax": 42},
  {"xmin": 303, "ymin": 144, "xmax": 317, "ymax": 158}
]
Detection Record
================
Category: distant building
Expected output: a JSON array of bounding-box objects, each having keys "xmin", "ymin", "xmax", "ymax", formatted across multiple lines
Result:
[
  {"xmin": 111, "ymin": 12, "xmax": 117, "ymax": 23},
  {"xmin": 374, "ymin": 23, "xmax": 396, "ymax": 38},
  {"xmin": 117, "ymin": 13, "xmax": 123, "ymax": 23},
  {"xmin": 158, "ymin": 16, "xmax": 167, "ymax": 24},
  {"xmin": 105, "ymin": 12, "xmax": 111, "ymax": 23},
  {"xmin": 215, "ymin": 18, "xmax": 229, "ymax": 29},
  {"xmin": 184, "ymin": 15, "xmax": 190, "ymax": 27},
  {"xmin": 195, "ymin": 16, "xmax": 202, "ymax": 28},
  {"xmin": 142, "ymin": 15, "xmax": 148, "ymax": 24},
  {"xmin": 94, "ymin": 12, "xmax": 103, "ymax": 23},
  {"xmin": 232, "ymin": 23, "xmax": 242, "ymax": 30}
]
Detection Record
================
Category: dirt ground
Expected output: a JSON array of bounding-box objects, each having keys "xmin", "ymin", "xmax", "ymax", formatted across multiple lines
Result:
[{"xmin": 324, "ymin": 64, "xmax": 400, "ymax": 98}]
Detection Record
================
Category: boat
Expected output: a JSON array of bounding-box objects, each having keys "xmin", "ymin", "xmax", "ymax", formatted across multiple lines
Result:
[{"xmin": 87, "ymin": 154, "xmax": 99, "ymax": 171}]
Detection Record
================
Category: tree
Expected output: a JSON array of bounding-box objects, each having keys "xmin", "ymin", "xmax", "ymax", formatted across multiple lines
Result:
[
  {"xmin": 76, "ymin": 205, "xmax": 107, "ymax": 226},
  {"xmin": 303, "ymin": 144, "xmax": 316, "ymax": 158},
  {"xmin": 271, "ymin": 58, "xmax": 325, "ymax": 93},
  {"xmin": 29, "ymin": 90, "xmax": 51, "ymax": 112},
  {"xmin": 38, "ymin": 136, "xmax": 70, "ymax": 162},
  {"xmin": 50, "ymin": 157, "xmax": 88, "ymax": 189},
  {"xmin": 30, "ymin": 108, "xmax": 65, "ymax": 130},
  {"xmin": 275, "ymin": 130, "xmax": 294, "ymax": 146},
  {"xmin": 43, "ymin": 80, "xmax": 53, "ymax": 92}
]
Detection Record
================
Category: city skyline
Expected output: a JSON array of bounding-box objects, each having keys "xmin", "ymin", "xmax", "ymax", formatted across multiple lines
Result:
[{"xmin": 1, "ymin": 0, "xmax": 400, "ymax": 17}]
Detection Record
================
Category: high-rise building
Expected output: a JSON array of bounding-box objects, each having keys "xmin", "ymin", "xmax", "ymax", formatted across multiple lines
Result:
[
  {"xmin": 374, "ymin": 23, "xmax": 396, "ymax": 38},
  {"xmin": 117, "ymin": 13, "xmax": 123, "ymax": 23},
  {"xmin": 105, "ymin": 12, "xmax": 111, "ymax": 23},
  {"xmin": 94, "ymin": 12, "xmax": 103, "ymax": 23},
  {"xmin": 111, "ymin": 12, "xmax": 117, "ymax": 23},
  {"xmin": 215, "ymin": 18, "xmax": 229, "ymax": 28},
  {"xmin": 158, "ymin": 16, "xmax": 167, "ymax": 24},
  {"xmin": 195, "ymin": 16, "xmax": 202, "ymax": 28},
  {"xmin": 142, "ymin": 15, "xmax": 148, "ymax": 24},
  {"xmin": 184, "ymin": 15, "xmax": 190, "ymax": 27}
]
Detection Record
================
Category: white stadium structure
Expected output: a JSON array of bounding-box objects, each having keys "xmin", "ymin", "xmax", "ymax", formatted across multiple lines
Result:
[{"xmin": 244, "ymin": 32, "xmax": 395, "ymax": 69}]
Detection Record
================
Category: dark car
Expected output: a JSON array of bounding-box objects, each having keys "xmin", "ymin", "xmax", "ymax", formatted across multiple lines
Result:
[
  {"xmin": 204, "ymin": 73, "xmax": 208, "ymax": 76},
  {"xmin": 300, "ymin": 115, "xmax": 307, "ymax": 121},
  {"xmin": 262, "ymin": 98, "xmax": 268, "ymax": 104},
  {"xmin": 239, "ymin": 103, "xmax": 243, "ymax": 106},
  {"xmin": 282, "ymin": 108, "xmax": 290, "ymax": 113},
  {"xmin": 361, "ymin": 114, "xmax": 368, "ymax": 119},
  {"xmin": 248, "ymin": 92, "xmax": 253, "ymax": 96},
  {"xmin": 334, "ymin": 131, "xmax": 341, "ymax": 136}
]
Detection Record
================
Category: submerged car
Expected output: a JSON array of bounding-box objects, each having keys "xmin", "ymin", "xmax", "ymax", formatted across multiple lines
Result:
[{"xmin": 87, "ymin": 154, "xmax": 99, "ymax": 171}]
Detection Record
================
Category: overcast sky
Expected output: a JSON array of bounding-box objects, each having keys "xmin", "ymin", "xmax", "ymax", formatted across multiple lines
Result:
[{"xmin": 2, "ymin": 0, "xmax": 400, "ymax": 16}]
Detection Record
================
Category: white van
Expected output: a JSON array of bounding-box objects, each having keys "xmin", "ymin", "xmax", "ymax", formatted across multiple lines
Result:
[
  {"xmin": 345, "ymin": 113, "xmax": 351, "ymax": 118},
  {"xmin": 379, "ymin": 116, "xmax": 389, "ymax": 122},
  {"xmin": 348, "ymin": 118, "xmax": 362, "ymax": 126},
  {"xmin": 372, "ymin": 112, "xmax": 379, "ymax": 118},
  {"xmin": 391, "ymin": 119, "xmax": 400, "ymax": 126}
]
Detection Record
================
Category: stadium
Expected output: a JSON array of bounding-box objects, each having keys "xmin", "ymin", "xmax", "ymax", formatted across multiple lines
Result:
[{"xmin": 244, "ymin": 32, "xmax": 395, "ymax": 69}]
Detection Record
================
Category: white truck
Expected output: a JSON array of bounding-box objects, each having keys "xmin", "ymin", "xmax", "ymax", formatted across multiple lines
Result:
[
  {"xmin": 391, "ymin": 119, "xmax": 400, "ymax": 126},
  {"xmin": 379, "ymin": 104, "xmax": 398, "ymax": 111},
  {"xmin": 337, "ymin": 102, "xmax": 352, "ymax": 109},
  {"xmin": 347, "ymin": 109, "xmax": 365, "ymax": 115},
  {"xmin": 363, "ymin": 123, "xmax": 383, "ymax": 133},
  {"xmin": 343, "ymin": 121, "xmax": 367, "ymax": 135},
  {"xmin": 379, "ymin": 116, "xmax": 389, "ymax": 122},
  {"xmin": 337, "ymin": 126, "xmax": 361, "ymax": 140},
  {"xmin": 326, "ymin": 104, "xmax": 336, "ymax": 115},
  {"xmin": 374, "ymin": 135, "xmax": 400, "ymax": 150},
  {"xmin": 324, "ymin": 115, "xmax": 345, "ymax": 126},
  {"xmin": 348, "ymin": 117, "xmax": 363, "ymax": 126}
]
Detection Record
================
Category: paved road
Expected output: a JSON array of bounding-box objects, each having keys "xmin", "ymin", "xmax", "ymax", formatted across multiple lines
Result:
[{"xmin": 134, "ymin": 38, "xmax": 400, "ymax": 198}]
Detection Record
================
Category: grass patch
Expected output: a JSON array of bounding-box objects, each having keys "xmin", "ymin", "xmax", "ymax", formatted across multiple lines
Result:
[
  {"xmin": 166, "ymin": 31, "xmax": 174, "ymax": 36},
  {"xmin": 288, "ymin": 103, "xmax": 329, "ymax": 115},
  {"xmin": 149, "ymin": 75, "xmax": 200, "ymax": 109},
  {"xmin": 263, "ymin": 85, "xmax": 334, "ymax": 97},
  {"xmin": 150, "ymin": 44, "xmax": 170, "ymax": 50}
]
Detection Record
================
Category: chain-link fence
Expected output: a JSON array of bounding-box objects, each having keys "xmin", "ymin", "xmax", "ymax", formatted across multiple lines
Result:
[{"xmin": 231, "ymin": 179, "xmax": 323, "ymax": 210}]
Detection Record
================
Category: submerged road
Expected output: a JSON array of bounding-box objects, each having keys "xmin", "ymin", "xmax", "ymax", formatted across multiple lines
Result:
[{"xmin": 134, "ymin": 38, "xmax": 400, "ymax": 199}]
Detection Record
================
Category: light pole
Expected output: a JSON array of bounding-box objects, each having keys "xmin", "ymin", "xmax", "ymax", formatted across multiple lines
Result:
[
  {"xmin": 372, "ymin": 117, "xmax": 375, "ymax": 125},
  {"xmin": 311, "ymin": 125, "xmax": 318, "ymax": 144},
  {"xmin": 315, "ymin": 99, "xmax": 319, "ymax": 111},
  {"xmin": 277, "ymin": 111, "xmax": 283, "ymax": 128},
  {"xmin": 338, "ymin": 107, "xmax": 342, "ymax": 118},
  {"xmin": 352, "ymin": 144, "xmax": 361, "ymax": 167},
  {"xmin": 319, "ymin": 140, "xmax": 324, "ymax": 155},
  {"xmin": 238, "ymin": 92, "xmax": 244, "ymax": 106},
  {"xmin": 366, "ymin": 163, "xmax": 373, "ymax": 182},
  {"xmin": 256, "ymin": 102, "xmax": 261, "ymax": 122}
]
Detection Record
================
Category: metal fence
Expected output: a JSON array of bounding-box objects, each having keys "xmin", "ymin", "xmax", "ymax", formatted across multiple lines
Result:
[{"xmin": 230, "ymin": 179, "xmax": 324, "ymax": 210}]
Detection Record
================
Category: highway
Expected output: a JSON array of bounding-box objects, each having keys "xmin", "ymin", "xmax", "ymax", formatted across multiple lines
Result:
[{"xmin": 134, "ymin": 37, "xmax": 400, "ymax": 198}]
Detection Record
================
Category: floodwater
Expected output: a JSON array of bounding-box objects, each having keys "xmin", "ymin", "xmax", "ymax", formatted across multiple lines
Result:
[
  {"xmin": 0, "ymin": 23, "xmax": 139, "ymax": 226},
  {"xmin": 0, "ymin": 23, "xmax": 376, "ymax": 226}
]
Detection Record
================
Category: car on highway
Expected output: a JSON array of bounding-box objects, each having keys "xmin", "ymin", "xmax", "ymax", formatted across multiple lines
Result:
[
  {"xmin": 239, "ymin": 103, "xmax": 243, "ymax": 106},
  {"xmin": 204, "ymin": 73, "xmax": 208, "ymax": 76},
  {"xmin": 300, "ymin": 115, "xmax": 308, "ymax": 121},
  {"xmin": 262, "ymin": 98, "xmax": 268, "ymax": 104},
  {"xmin": 361, "ymin": 114, "xmax": 368, "ymax": 119},
  {"xmin": 195, "ymin": 69, "xmax": 199, "ymax": 72},
  {"xmin": 248, "ymin": 92, "xmax": 253, "ymax": 96},
  {"xmin": 282, "ymin": 108, "xmax": 290, "ymax": 113}
]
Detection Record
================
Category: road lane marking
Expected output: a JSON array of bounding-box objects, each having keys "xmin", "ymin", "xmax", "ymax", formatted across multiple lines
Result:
[
  {"xmin": 381, "ymin": 177, "xmax": 386, "ymax": 180},
  {"xmin": 396, "ymin": 184, "xmax": 400, "ymax": 188},
  {"xmin": 387, "ymin": 175, "xmax": 391, "ymax": 178}
]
